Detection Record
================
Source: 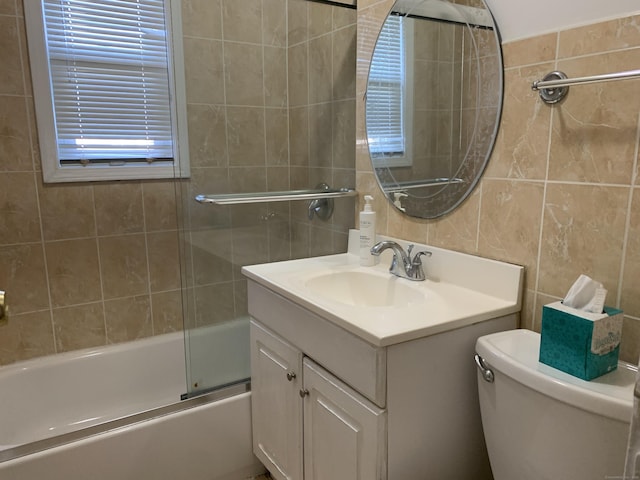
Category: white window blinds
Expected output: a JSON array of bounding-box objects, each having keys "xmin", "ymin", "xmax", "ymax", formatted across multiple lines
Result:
[
  {"xmin": 366, "ymin": 15, "xmax": 405, "ymax": 157},
  {"xmin": 43, "ymin": 0, "xmax": 174, "ymax": 164}
]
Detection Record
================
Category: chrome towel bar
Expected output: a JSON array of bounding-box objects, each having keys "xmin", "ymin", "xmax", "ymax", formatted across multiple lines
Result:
[
  {"xmin": 532, "ymin": 68, "xmax": 640, "ymax": 104},
  {"xmin": 195, "ymin": 187, "xmax": 357, "ymax": 205}
]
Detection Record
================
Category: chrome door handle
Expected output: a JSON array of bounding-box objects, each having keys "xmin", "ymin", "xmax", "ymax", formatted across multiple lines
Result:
[{"xmin": 286, "ymin": 371, "xmax": 296, "ymax": 381}]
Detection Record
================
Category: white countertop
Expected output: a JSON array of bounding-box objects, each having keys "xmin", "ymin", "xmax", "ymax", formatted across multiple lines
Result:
[{"xmin": 242, "ymin": 233, "xmax": 524, "ymax": 347}]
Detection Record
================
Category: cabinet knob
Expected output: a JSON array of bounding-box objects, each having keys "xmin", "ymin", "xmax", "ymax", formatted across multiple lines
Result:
[
  {"xmin": 286, "ymin": 371, "xmax": 296, "ymax": 381},
  {"xmin": 299, "ymin": 389, "xmax": 309, "ymax": 398}
]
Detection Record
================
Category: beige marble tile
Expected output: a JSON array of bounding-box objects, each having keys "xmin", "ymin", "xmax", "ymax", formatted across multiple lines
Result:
[
  {"xmin": 53, "ymin": 302, "xmax": 106, "ymax": 352},
  {"xmin": 229, "ymin": 166, "xmax": 267, "ymax": 194},
  {"xmin": 143, "ymin": 180, "xmax": 179, "ymax": 232},
  {"xmin": 94, "ymin": 182, "xmax": 144, "ymax": 236},
  {"xmin": 194, "ymin": 282, "xmax": 235, "ymax": 326},
  {"xmin": 0, "ymin": 95, "xmax": 33, "ymax": 172},
  {"xmin": 538, "ymin": 184, "xmax": 629, "ymax": 299},
  {"xmin": 267, "ymin": 166, "xmax": 290, "ymax": 191},
  {"xmin": 502, "ymin": 32, "xmax": 557, "ymax": 67},
  {"xmin": 386, "ymin": 205, "xmax": 429, "ymax": 246},
  {"xmin": 0, "ymin": 0, "xmax": 17, "ymax": 15},
  {"xmin": 0, "ymin": 172, "xmax": 40, "ymax": 245},
  {"xmin": 558, "ymin": 14, "xmax": 640, "ymax": 58},
  {"xmin": 263, "ymin": 0, "xmax": 287, "ymax": 47},
  {"xmin": 189, "ymin": 228, "xmax": 234, "ymax": 285},
  {"xmin": 151, "ymin": 290, "xmax": 184, "ymax": 334},
  {"xmin": 222, "ymin": 0, "xmax": 262, "ymax": 44},
  {"xmin": 183, "ymin": 37, "xmax": 225, "ymax": 105},
  {"xmin": 265, "ymin": 108, "xmax": 289, "ymax": 166},
  {"xmin": 332, "ymin": 99, "xmax": 356, "ymax": 169},
  {"xmin": 99, "ymin": 234, "xmax": 149, "ymax": 299},
  {"xmin": 332, "ymin": 24, "xmax": 357, "ymax": 101},
  {"xmin": 185, "ymin": 167, "xmax": 231, "ymax": 229},
  {"xmin": 429, "ymin": 186, "xmax": 481, "ymax": 254},
  {"xmin": 46, "ymin": 239, "xmax": 102, "ymax": 308},
  {"xmin": 147, "ymin": 231, "xmax": 182, "ymax": 292},
  {"xmin": 484, "ymin": 63, "xmax": 553, "ymax": 180},
  {"xmin": 549, "ymin": 50, "xmax": 639, "ymax": 184},
  {"xmin": 187, "ymin": 104, "xmax": 228, "ymax": 168},
  {"xmin": 226, "ymin": 107, "xmax": 266, "ymax": 167},
  {"xmin": 333, "ymin": 3, "xmax": 356, "ymax": 30},
  {"xmin": 0, "ymin": 15, "xmax": 24, "ymax": 96},
  {"xmin": 621, "ymin": 189, "xmax": 640, "ymax": 319},
  {"xmin": 309, "ymin": 224, "xmax": 335, "ymax": 257},
  {"xmin": 0, "ymin": 244, "xmax": 49, "ymax": 315},
  {"xmin": 289, "ymin": 106, "xmax": 309, "ymax": 167},
  {"xmin": 38, "ymin": 181, "xmax": 96, "ymax": 241},
  {"xmin": 287, "ymin": 0, "xmax": 308, "ymax": 46},
  {"xmin": 288, "ymin": 43, "xmax": 308, "ymax": 107},
  {"xmin": 309, "ymin": 1, "xmax": 333, "ymax": 39},
  {"xmin": 233, "ymin": 279, "xmax": 249, "ymax": 318},
  {"xmin": 224, "ymin": 42, "xmax": 264, "ymax": 107},
  {"xmin": 478, "ymin": 180, "xmax": 544, "ymax": 287},
  {"xmin": 0, "ymin": 310, "xmax": 55, "ymax": 366},
  {"xmin": 309, "ymin": 103, "xmax": 332, "ymax": 169},
  {"xmin": 309, "ymin": 34, "xmax": 333, "ymax": 104},
  {"xmin": 181, "ymin": 0, "xmax": 222, "ymax": 39},
  {"xmin": 264, "ymin": 47, "xmax": 288, "ymax": 108},
  {"xmin": 104, "ymin": 295, "xmax": 152, "ymax": 344}
]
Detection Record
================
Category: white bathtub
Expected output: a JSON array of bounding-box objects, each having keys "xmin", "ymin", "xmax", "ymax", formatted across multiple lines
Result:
[{"xmin": 0, "ymin": 319, "xmax": 264, "ymax": 480}]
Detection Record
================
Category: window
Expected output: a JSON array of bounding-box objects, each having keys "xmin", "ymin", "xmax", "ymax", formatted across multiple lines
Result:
[
  {"xmin": 366, "ymin": 14, "xmax": 413, "ymax": 168},
  {"xmin": 25, "ymin": 0, "xmax": 189, "ymax": 182}
]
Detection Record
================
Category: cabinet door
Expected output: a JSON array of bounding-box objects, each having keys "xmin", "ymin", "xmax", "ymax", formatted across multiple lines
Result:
[
  {"xmin": 302, "ymin": 358, "xmax": 387, "ymax": 480},
  {"xmin": 250, "ymin": 320, "xmax": 303, "ymax": 480}
]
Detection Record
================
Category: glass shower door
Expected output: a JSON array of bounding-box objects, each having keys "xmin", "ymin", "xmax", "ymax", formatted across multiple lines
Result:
[{"xmin": 174, "ymin": 0, "xmax": 357, "ymax": 398}]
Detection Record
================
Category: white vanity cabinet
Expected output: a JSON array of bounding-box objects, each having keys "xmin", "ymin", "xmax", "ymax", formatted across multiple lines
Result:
[
  {"xmin": 251, "ymin": 320, "xmax": 386, "ymax": 480},
  {"xmin": 248, "ymin": 281, "xmax": 518, "ymax": 480},
  {"xmin": 244, "ymin": 239, "xmax": 524, "ymax": 479}
]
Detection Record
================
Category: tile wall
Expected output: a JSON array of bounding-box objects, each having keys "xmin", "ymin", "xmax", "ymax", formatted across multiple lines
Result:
[
  {"xmin": 357, "ymin": 1, "xmax": 640, "ymax": 362},
  {"xmin": 0, "ymin": 0, "xmax": 356, "ymax": 366},
  {"xmin": 178, "ymin": 0, "xmax": 357, "ymax": 331},
  {"xmin": 0, "ymin": 1, "xmax": 183, "ymax": 365}
]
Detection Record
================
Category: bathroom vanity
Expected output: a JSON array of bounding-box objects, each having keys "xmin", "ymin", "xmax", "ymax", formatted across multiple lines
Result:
[{"xmin": 243, "ymin": 233, "xmax": 524, "ymax": 480}]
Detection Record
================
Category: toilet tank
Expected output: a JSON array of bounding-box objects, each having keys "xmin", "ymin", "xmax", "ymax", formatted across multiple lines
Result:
[{"xmin": 475, "ymin": 329, "xmax": 635, "ymax": 480}]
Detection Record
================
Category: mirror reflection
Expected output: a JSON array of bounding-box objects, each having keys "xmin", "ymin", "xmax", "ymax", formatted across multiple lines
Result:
[{"xmin": 366, "ymin": 0, "xmax": 503, "ymax": 218}]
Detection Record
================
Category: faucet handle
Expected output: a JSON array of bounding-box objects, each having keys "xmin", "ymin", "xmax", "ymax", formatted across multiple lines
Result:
[{"xmin": 411, "ymin": 250, "xmax": 432, "ymax": 267}]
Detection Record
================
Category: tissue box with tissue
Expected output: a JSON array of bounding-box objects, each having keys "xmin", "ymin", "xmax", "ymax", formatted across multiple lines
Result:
[{"xmin": 539, "ymin": 276, "xmax": 623, "ymax": 380}]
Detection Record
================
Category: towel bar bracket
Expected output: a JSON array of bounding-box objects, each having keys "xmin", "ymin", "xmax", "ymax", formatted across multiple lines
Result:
[
  {"xmin": 532, "ymin": 68, "xmax": 640, "ymax": 104},
  {"xmin": 534, "ymin": 71, "xmax": 569, "ymax": 104}
]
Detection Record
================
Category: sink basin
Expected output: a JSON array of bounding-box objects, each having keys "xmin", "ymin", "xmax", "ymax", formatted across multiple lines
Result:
[
  {"xmin": 242, "ymin": 233, "xmax": 524, "ymax": 346},
  {"xmin": 304, "ymin": 271, "xmax": 425, "ymax": 308}
]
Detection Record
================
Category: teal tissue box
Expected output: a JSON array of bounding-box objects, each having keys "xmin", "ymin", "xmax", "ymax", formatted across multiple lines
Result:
[{"xmin": 539, "ymin": 301, "xmax": 623, "ymax": 380}]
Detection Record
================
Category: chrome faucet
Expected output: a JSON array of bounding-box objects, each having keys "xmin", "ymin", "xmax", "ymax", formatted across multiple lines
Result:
[{"xmin": 370, "ymin": 241, "xmax": 431, "ymax": 281}]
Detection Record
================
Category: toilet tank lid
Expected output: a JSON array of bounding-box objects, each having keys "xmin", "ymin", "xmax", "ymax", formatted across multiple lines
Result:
[{"xmin": 475, "ymin": 329, "xmax": 636, "ymax": 423}]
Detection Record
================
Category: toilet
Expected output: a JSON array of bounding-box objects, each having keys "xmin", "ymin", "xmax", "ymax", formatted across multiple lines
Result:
[{"xmin": 475, "ymin": 329, "xmax": 636, "ymax": 480}]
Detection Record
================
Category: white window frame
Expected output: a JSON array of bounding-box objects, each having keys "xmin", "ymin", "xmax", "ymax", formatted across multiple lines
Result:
[
  {"xmin": 24, "ymin": 0, "xmax": 190, "ymax": 183},
  {"xmin": 367, "ymin": 15, "xmax": 414, "ymax": 169}
]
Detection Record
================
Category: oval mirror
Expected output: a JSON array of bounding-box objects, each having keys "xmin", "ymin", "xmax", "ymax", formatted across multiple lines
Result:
[{"xmin": 366, "ymin": 0, "xmax": 503, "ymax": 218}]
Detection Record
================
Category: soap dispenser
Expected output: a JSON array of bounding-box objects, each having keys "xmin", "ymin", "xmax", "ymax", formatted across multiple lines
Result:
[{"xmin": 359, "ymin": 195, "xmax": 376, "ymax": 266}]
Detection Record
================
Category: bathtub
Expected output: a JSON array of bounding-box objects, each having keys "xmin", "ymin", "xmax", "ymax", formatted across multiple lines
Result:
[{"xmin": 0, "ymin": 318, "xmax": 264, "ymax": 480}]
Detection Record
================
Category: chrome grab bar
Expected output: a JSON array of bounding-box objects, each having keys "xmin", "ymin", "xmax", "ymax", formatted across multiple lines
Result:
[
  {"xmin": 532, "ymin": 69, "xmax": 640, "ymax": 104},
  {"xmin": 195, "ymin": 187, "xmax": 357, "ymax": 205}
]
